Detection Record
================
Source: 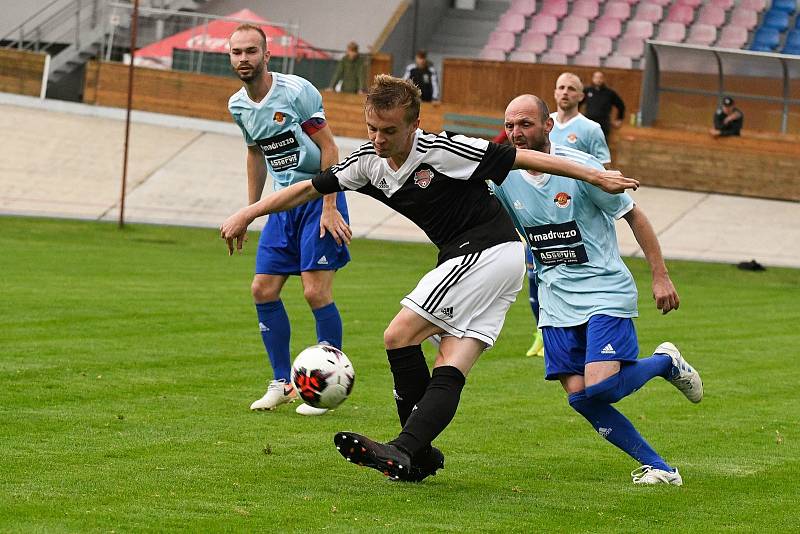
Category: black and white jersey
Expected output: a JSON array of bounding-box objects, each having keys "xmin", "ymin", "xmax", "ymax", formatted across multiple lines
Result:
[{"xmin": 312, "ymin": 129, "xmax": 519, "ymax": 265}]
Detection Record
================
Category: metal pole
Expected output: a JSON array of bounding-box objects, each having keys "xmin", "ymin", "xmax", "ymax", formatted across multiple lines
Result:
[
  {"xmin": 119, "ymin": 0, "xmax": 139, "ymax": 229},
  {"xmin": 780, "ymin": 58, "xmax": 789, "ymax": 134}
]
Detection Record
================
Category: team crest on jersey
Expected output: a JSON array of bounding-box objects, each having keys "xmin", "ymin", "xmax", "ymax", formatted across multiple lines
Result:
[
  {"xmin": 567, "ymin": 133, "xmax": 578, "ymax": 144},
  {"xmin": 273, "ymin": 111, "xmax": 286, "ymax": 125},
  {"xmin": 554, "ymin": 192, "xmax": 572, "ymax": 208},
  {"xmin": 414, "ymin": 169, "xmax": 434, "ymax": 188}
]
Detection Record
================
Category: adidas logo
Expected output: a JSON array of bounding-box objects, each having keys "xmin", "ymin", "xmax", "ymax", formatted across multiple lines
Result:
[
  {"xmin": 598, "ymin": 427, "xmax": 612, "ymax": 438},
  {"xmin": 376, "ymin": 178, "xmax": 390, "ymax": 190},
  {"xmin": 601, "ymin": 343, "xmax": 616, "ymax": 355},
  {"xmin": 440, "ymin": 306, "xmax": 454, "ymax": 319},
  {"xmin": 258, "ymin": 322, "xmax": 269, "ymax": 332},
  {"xmin": 317, "ymin": 255, "xmax": 328, "ymax": 265},
  {"xmin": 393, "ymin": 389, "xmax": 403, "ymax": 401},
  {"xmin": 513, "ymin": 199, "xmax": 524, "ymax": 210}
]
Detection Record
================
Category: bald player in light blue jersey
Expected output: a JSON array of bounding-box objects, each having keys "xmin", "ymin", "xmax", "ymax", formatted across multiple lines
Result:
[
  {"xmin": 227, "ymin": 24, "xmax": 352, "ymax": 416},
  {"xmin": 493, "ymin": 94, "xmax": 704, "ymax": 486},
  {"xmin": 523, "ymin": 73, "xmax": 613, "ymax": 358}
]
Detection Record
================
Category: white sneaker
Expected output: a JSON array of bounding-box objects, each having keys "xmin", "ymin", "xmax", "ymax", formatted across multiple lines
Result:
[
  {"xmin": 656, "ymin": 342, "xmax": 703, "ymax": 403},
  {"xmin": 296, "ymin": 403, "xmax": 329, "ymax": 416},
  {"xmin": 631, "ymin": 465, "xmax": 683, "ymax": 486},
  {"xmin": 249, "ymin": 380, "xmax": 297, "ymax": 411}
]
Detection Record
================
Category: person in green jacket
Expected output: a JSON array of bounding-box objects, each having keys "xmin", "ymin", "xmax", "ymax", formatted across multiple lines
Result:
[{"xmin": 328, "ymin": 41, "xmax": 366, "ymax": 94}]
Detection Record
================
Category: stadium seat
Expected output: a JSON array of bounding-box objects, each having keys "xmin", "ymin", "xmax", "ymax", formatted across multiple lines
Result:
[
  {"xmin": 655, "ymin": 22, "xmax": 687, "ymax": 42},
  {"xmin": 480, "ymin": 47, "xmax": 508, "ymax": 60},
  {"xmin": 508, "ymin": 50, "xmax": 538, "ymax": 62},
  {"xmin": 624, "ymin": 20, "xmax": 654, "ymax": 39},
  {"xmin": 716, "ymin": 25, "xmax": 749, "ymax": 49},
  {"xmin": 771, "ymin": 0, "xmax": 796, "ymax": 15},
  {"xmin": 709, "ymin": 0, "xmax": 735, "ymax": 9},
  {"xmin": 604, "ymin": 55, "xmax": 633, "ymax": 68},
  {"xmin": 739, "ymin": 0, "xmax": 767, "ymax": 12},
  {"xmin": 573, "ymin": 53, "xmax": 603, "ymax": 66},
  {"xmin": 497, "ymin": 12, "xmax": 526, "ymax": 33},
  {"xmin": 633, "ymin": 3, "xmax": 664, "ymax": 23},
  {"xmin": 616, "ymin": 37, "xmax": 645, "ymax": 58},
  {"xmin": 616, "ymin": 0, "xmax": 641, "ymax": 4},
  {"xmin": 762, "ymin": 9, "xmax": 790, "ymax": 32},
  {"xmin": 685, "ymin": 24, "xmax": 717, "ymax": 46},
  {"xmin": 603, "ymin": 2, "xmax": 632, "ymax": 20},
  {"xmin": 550, "ymin": 35, "xmax": 581, "ymax": 56},
  {"xmin": 676, "ymin": 0, "xmax": 702, "ymax": 7},
  {"xmin": 667, "ymin": 4, "xmax": 696, "ymax": 24},
  {"xmin": 572, "ymin": 0, "xmax": 601, "ymax": 20},
  {"xmin": 539, "ymin": 52, "xmax": 569, "ymax": 65},
  {"xmin": 508, "ymin": 0, "xmax": 536, "ymax": 16},
  {"xmin": 583, "ymin": 35, "xmax": 614, "ymax": 57},
  {"xmin": 529, "ymin": 14, "xmax": 559, "ymax": 35},
  {"xmin": 561, "ymin": 16, "xmax": 590, "ymax": 37},
  {"xmin": 697, "ymin": 5, "xmax": 726, "ymax": 26},
  {"xmin": 541, "ymin": 0, "xmax": 569, "ymax": 19},
  {"xmin": 750, "ymin": 27, "xmax": 781, "ymax": 50},
  {"xmin": 729, "ymin": 7, "xmax": 759, "ymax": 30},
  {"xmin": 485, "ymin": 31, "xmax": 516, "ymax": 52},
  {"xmin": 643, "ymin": 0, "xmax": 672, "ymax": 5},
  {"xmin": 782, "ymin": 30, "xmax": 800, "ymax": 51},
  {"xmin": 517, "ymin": 32, "xmax": 549, "ymax": 53},
  {"xmin": 593, "ymin": 17, "xmax": 623, "ymax": 38}
]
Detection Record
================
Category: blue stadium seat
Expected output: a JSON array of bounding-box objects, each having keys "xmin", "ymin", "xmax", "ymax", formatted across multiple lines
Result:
[
  {"xmin": 770, "ymin": 0, "xmax": 796, "ymax": 15},
  {"xmin": 782, "ymin": 30, "xmax": 800, "ymax": 54},
  {"xmin": 762, "ymin": 9, "xmax": 790, "ymax": 31},
  {"xmin": 751, "ymin": 27, "xmax": 781, "ymax": 50}
]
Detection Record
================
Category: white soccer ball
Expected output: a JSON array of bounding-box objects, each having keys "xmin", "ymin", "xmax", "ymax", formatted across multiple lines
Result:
[{"xmin": 291, "ymin": 344, "xmax": 355, "ymax": 409}]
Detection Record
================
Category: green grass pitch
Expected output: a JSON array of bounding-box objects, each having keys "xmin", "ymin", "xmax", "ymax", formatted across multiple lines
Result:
[{"xmin": 1, "ymin": 216, "xmax": 798, "ymax": 532}]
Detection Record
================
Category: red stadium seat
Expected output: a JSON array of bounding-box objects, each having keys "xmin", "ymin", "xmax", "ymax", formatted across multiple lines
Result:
[
  {"xmin": 508, "ymin": 50, "xmax": 538, "ymax": 62},
  {"xmin": 603, "ymin": 2, "xmax": 632, "ymax": 21},
  {"xmin": 624, "ymin": 20, "xmax": 655, "ymax": 39},
  {"xmin": 633, "ymin": 3, "xmax": 664, "ymax": 23},
  {"xmin": 655, "ymin": 21, "xmax": 687, "ymax": 42},
  {"xmin": 583, "ymin": 35, "xmax": 614, "ymax": 57},
  {"xmin": 497, "ymin": 12, "xmax": 526, "ymax": 33},
  {"xmin": 667, "ymin": 4, "xmax": 696, "ymax": 24},
  {"xmin": 593, "ymin": 17, "xmax": 622, "ymax": 38},
  {"xmin": 697, "ymin": 5, "xmax": 726, "ymax": 27},
  {"xmin": 518, "ymin": 32, "xmax": 549, "ymax": 53},
  {"xmin": 561, "ymin": 16, "xmax": 590, "ymax": 37},
  {"xmin": 604, "ymin": 55, "xmax": 633, "ymax": 68},
  {"xmin": 541, "ymin": 0, "xmax": 569, "ymax": 19},
  {"xmin": 528, "ymin": 14, "xmax": 559, "ymax": 35},
  {"xmin": 573, "ymin": 53, "xmax": 603, "ymax": 66},
  {"xmin": 676, "ymin": 0, "xmax": 702, "ymax": 7},
  {"xmin": 572, "ymin": 0, "xmax": 601, "ymax": 20},
  {"xmin": 616, "ymin": 37, "xmax": 645, "ymax": 58},
  {"xmin": 539, "ymin": 52, "xmax": 569, "ymax": 65},
  {"xmin": 480, "ymin": 47, "xmax": 507, "ymax": 60},
  {"xmin": 550, "ymin": 35, "xmax": 581, "ymax": 56},
  {"xmin": 685, "ymin": 24, "xmax": 717, "ymax": 46},
  {"xmin": 485, "ymin": 31, "xmax": 516, "ymax": 52},
  {"xmin": 709, "ymin": 0, "xmax": 735, "ymax": 9},
  {"xmin": 739, "ymin": 0, "xmax": 767, "ymax": 12},
  {"xmin": 716, "ymin": 25, "xmax": 748, "ymax": 49},
  {"xmin": 729, "ymin": 8, "xmax": 758, "ymax": 31},
  {"xmin": 509, "ymin": 0, "xmax": 537, "ymax": 16}
]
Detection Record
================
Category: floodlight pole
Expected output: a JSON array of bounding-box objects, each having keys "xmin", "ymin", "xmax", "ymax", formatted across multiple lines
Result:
[{"xmin": 119, "ymin": 0, "xmax": 139, "ymax": 229}]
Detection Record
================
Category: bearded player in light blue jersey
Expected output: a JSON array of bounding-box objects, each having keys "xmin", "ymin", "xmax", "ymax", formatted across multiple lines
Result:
[
  {"xmin": 524, "ymin": 73, "xmax": 616, "ymax": 358},
  {"xmin": 493, "ymin": 94, "xmax": 704, "ymax": 486},
  {"xmin": 227, "ymin": 24, "xmax": 352, "ymax": 416}
]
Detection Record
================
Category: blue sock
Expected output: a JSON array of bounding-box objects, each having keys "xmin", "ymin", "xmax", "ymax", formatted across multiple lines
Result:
[
  {"xmin": 255, "ymin": 300, "xmax": 292, "ymax": 382},
  {"xmin": 312, "ymin": 302, "xmax": 343, "ymax": 349},
  {"xmin": 528, "ymin": 269, "xmax": 540, "ymax": 323},
  {"xmin": 584, "ymin": 355, "xmax": 672, "ymax": 404},
  {"xmin": 569, "ymin": 391, "xmax": 673, "ymax": 472}
]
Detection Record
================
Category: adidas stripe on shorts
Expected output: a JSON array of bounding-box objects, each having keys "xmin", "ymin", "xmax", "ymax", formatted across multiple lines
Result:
[{"xmin": 401, "ymin": 241, "xmax": 525, "ymax": 347}]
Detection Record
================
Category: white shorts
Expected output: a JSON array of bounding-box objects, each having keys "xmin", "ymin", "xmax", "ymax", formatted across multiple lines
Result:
[{"xmin": 401, "ymin": 241, "xmax": 526, "ymax": 347}]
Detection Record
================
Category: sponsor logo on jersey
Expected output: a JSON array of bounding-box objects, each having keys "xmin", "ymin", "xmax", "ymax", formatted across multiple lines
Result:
[
  {"xmin": 554, "ymin": 192, "xmax": 572, "ymax": 208},
  {"xmin": 273, "ymin": 111, "xmax": 286, "ymax": 125},
  {"xmin": 414, "ymin": 169, "xmax": 434, "ymax": 188},
  {"xmin": 601, "ymin": 343, "xmax": 616, "ymax": 355},
  {"xmin": 376, "ymin": 178, "xmax": 390, "ymax": 190},
  {"xmin": 567, "ymin": 133, "xmax": 578, "ymax": 144},
  {"xmin": 257, "ymin": 130, "xmax": 300, "ymax": 156},
  {"xmin": 513, "ymin": 200, "xmax": 524, "ymax": 210},
  {"xmin": 439, "ymin": 306, "xmax": 454, "ymax": 319},
  {"xmin": 533, "ymin": 245, "xmax": 589, "ymax": 266},
  {"xmin": 525, "ymin": 221, "xmax": 582, "ymax": 247},
  {"xmin": 267, "ymin": 151, "xmax": 299, "ymax": 172}
]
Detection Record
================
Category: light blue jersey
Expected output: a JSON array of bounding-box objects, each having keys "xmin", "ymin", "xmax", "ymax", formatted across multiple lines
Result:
[
  {"xmin": 229, "ymin": 72, "xmax": 325, "ymax": 190},
  {"xmin": 492, "ymin": 145, "xmax": 636, "ymax": 327},
  {"xmin": 548, "ymin": 112, "xmax": 610, "ymax": 164}
]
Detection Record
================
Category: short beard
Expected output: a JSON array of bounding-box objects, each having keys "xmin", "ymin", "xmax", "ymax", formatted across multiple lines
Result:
[{"xmin": 235, "ymin": 61, "xmax": 264, "ymax": 82}]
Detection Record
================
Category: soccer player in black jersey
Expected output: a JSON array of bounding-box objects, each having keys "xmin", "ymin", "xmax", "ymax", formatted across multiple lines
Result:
[{"xmin": 221, "ymin": 75, "xmax": 639, "ymax": 482}]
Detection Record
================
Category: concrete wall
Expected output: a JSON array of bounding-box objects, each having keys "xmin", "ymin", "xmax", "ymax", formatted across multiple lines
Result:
[
  {"xmin": 0, "ymin": 0, "xmax": 54, "ymax": 39},
  {"xmin": 380, "ymin": 0, "xmax": 450, "ymax": 76}
]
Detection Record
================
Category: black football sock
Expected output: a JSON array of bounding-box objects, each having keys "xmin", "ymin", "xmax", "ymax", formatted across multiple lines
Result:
[
  {"xmin": 387, "ymin": 345, "xmax": 431, "ymax": 427},
  {"xmin": 389, "ymin": 365, "xmax": 465, "ymax": 457}
]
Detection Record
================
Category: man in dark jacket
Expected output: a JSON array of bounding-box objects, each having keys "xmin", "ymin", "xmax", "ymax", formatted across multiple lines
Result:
[
  {"xmin": 710, "ymin": 96, "xmax": 744, "ymax": 137},
  {"xmin": 581, "ymin": 71, "xmax": 625, "ymax": 141},
  {"xmin": 403, "ymin": 50, "xmax": 439, "ymax": 102}
]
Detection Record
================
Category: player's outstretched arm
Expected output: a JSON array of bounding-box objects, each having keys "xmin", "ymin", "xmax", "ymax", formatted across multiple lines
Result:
[
  {"xmin": 623, "ymin": 205, "xmax": 680, "ymax": 314},
  {"xmin": 221, "ymin": 181, "xmax": 323, "ymax": 255},
  {"xmin": 513, "ymin": 149, "xmax": 639, "ymax": 193}
]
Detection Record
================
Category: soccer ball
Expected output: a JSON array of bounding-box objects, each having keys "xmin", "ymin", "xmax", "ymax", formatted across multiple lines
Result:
[{"xmin": 291, "ymin": 344, "xmax": 355, "ymax": 409}]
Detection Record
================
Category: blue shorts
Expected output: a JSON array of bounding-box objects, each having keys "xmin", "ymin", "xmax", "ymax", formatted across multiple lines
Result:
[
  {"xmin": 255, "ymin": 192, "xmax": 350, "ymax": 275},
  {"xmin": 542, "ymin": 315, "xmax": 639, "ymax": 380}
]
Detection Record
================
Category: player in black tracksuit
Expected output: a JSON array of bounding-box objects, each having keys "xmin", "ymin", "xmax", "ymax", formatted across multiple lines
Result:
[{"xmin": 582, "ymin": 71, "xmax": 626, "ymax": 141}]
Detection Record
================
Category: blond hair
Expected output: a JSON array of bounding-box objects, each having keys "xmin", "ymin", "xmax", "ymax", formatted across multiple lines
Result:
[{"xmin": 365, "ymin": 74, "xmax": 421, "ymax": 124}]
